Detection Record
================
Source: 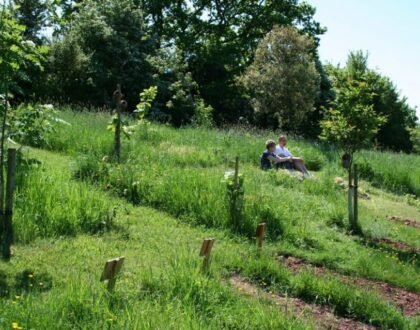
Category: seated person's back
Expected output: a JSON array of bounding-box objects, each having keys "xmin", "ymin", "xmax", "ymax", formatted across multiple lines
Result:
[{"xmin": 260, "ymin": 140, "xmax": 277, "ymax": 170}]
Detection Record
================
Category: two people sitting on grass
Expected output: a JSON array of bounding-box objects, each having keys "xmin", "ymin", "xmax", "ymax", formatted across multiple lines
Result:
[{"xmin": 260, "ymin": 135, "xmax": 310, "ymax": 177}]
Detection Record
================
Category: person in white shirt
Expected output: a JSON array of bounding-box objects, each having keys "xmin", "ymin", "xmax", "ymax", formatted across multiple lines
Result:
[{"xmin": 275, "ymin": 135, "xmax": 310, "ymax": 176}]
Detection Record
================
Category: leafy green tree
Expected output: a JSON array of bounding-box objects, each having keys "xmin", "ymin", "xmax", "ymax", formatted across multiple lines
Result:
[
  {"xmin": 241, "ymin": 26, "xmax": 320, "ymax": 131},
  {"xmin": 320, "ymin": 66, "xmax": 387, "ymax": 166},
  {"xmin": 0, "ymin": 3, "xmax": 44, "ymax": 251},
  {"xmin": 327, "ymin": 51, "xmax": 417, "ymax": 153},
  {"xmin": 45, "ymin": 34, "xmax": 89, "ymax": 103},
  {"xmin": 147, "ymin": 48, "xmax": 214, "ymax": 127},
  {"xmin": 48, "ymin": 0, "xmax": 155, "ymax": 107},
  {"xmin": 13, "ymin": 0, "xmax": 49, "ymax": 44},
  {"xmin": 140, "ymin": 0, "xmax": 325, "ymax": 123},
  {"xmin": 299, "ymin": 56, "xmax": 334, "ymax": 138}
]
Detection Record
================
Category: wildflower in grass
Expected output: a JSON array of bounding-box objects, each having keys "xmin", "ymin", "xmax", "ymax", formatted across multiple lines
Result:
[
  {"xmin": 11, "ymin": 322, "xmax": 23, "ymax": 329},
  {"xmin": 28, "ymin": 274, "xmax": 33, "ymax": 278}
]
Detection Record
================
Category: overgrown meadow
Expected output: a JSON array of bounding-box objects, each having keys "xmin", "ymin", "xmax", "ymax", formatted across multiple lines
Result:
[{"xmin": 0, "ymin": 109, "xmax": 419, "ymax": 329}]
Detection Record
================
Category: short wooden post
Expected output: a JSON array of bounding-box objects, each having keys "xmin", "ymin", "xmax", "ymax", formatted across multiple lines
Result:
[
  {"xmin": 231, "ymin": 156, "xmax": 241, "ymax": 230},
  {"xmin": 234, "ymin": 156, "xmax": 239, "ymax": 187},
  {"xmin": 113, "ymin": 84, "xmax": 122, "ymax": 163},
  {"xmin": 348, "ymin": 167, "xmax": 354, "ymax": 229},
  {"xmin": 199, "ymin": 238, "xmax": 215, "ymax": 273},
  {"xmin": 353, "ymin": 164, "xmax": 359, "ymax": 230},
  {"xmin": 256, "ymin": 223, "xmax": 266, "ymax": 252},
  {"xmin": 2, "ymin": 148, "xmax": 16, "ymax": 260},
  {"xmin": 100, "ymin": 256, "xmax": 125, "ymax": 292}
]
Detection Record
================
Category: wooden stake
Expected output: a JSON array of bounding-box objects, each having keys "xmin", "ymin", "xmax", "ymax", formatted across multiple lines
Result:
[
  {"xmin": 348, "ymin": 167, "xmax": 353, "ymax": 229},
  {"xmin": 353, "ymin": 164, "xmax": 359, "ymax": 230},
  {"xmin": 234, "ymin": 156, "xmax": 240, "ymax": 188},
  {"xmin": 113, "ymin": 84, "xmax": 122, "ymax": 163},
  {"xmin": 100, "ymin": 256, "xmax": 125, "ymax": 292},
  {"xmin": 2, "ymin": 148, "xmax": 16, "ymax": 260},
  {"xmin": 199, "ymin": 238, "xmax": 215, "ymax": 273},
  {"xmin": 256, "ymin": 223, "xmax": 266, "ymax": 252}
]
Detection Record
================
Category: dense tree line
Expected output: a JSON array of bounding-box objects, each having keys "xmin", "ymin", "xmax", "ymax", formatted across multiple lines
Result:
[{"xmin": 2, "ymin": 0, "xmax": 418, "ymax": 152}]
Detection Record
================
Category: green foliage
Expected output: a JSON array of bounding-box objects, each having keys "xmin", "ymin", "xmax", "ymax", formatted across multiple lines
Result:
[
  {"xmin": 411, "ymin": 125, "xmax": 420, "ymax": 154},
  {"xmin": 107, "ymin": 86, "xmax": 158, "ymax": 142},
  {"xmin": 223, "ymin": 169, "xmax": 245, "ymax": 232},
  {"xmin": 325, "ymin": 51, "xmax": 417, "ymax": 153},
  {"xmin": 358, "ymin": 150, "xmax": 420, "ymax": 195},
  {"xmin": 135, "ymin": 85, "xmax": 158, "ymax": 122},
  {"xmin": 2, "ymin": 110, "xmax": 419, "ymax": 328},
  {"xmin": 45, "ymin": 35, "xmax": 89, "ymax": 103},
  {"xmin": 192, "ymin": 98, "xmax": 214, "ymax": 128},
  {"xmin": 320, "ymin": 57, "xmax": 387, "ymax": 162},
  {"xmin": 47, "ymin": 0, "xmax": 154, "ymax": 107},
  {"xmin": 142, "ymin": 0, "xmax": 324, "ymax": 123},
  {"xmin": 241, "ymin": 26, "xmax": 321, "ymax": 131},
  {"xmin": 13, "ymin": 0, "xmax": 49, "ymax": 44},
  {"xmin": 9, "ymin": 103, "xmax": 58, "ymax": 147},
  {"xmin": 14, "ymin": 153, "xmax": 116, "ymax": 242}
]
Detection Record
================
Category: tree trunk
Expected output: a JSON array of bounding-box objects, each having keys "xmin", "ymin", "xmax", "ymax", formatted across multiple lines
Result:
[{"xmin": 2, "ymin": 148, "xmax": 16, "ymax": 259}]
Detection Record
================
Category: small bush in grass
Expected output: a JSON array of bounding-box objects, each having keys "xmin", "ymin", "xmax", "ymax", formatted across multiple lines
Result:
[
  {"xmin": 223, "ymin": 170, "xmax": 245, "ymax": 232},
  {"xmin": 73, "ymin": 154, "xmax": 109, "ymax": 182}
]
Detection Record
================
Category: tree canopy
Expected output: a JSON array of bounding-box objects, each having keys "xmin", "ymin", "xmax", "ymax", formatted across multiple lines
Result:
[
  {"xmin": 241, "ymin": 25, "xmax": 320, "ymax": 132},
  {"xmin": 2, "ymin": 0, "xmax": 418, "ymax": 152}
]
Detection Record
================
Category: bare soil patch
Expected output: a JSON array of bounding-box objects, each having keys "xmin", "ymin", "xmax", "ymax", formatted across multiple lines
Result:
[
  {"xmin": 230, "ymin": 275, "xmax": 376, "ymax": 330},
  {"xmin": 388, "ymin": 216, "xmax": 420, "ymax": 229},
  {"xmin": 278, "ymin": 255, "xmax": 420, "ymax": 317},
  {"xmin": 371, "ymin": 237, "xmax": 420, "ymax": 254}
]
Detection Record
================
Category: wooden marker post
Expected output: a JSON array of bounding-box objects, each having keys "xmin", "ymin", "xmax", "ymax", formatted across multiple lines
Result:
[
  {"xmin": 199, "ymin": 238, "xmax": 215, "ymax": 273},
  {"xmin": 348, "ymin": 167, "xmax": 354, "ymax": 229},
  {"xmin": 100, "ymin": 256, "xmax": 125, "ymax": 292},
  {"xmin": 353, "ymin": 164, "xmax": 359, "ymax": 231},
  {"xmin": 113, "ymin": 84, "xmax": 122, "ymax": 163},
  {"xmin": 234, "ymin": 156, "xmax": 240, "ymax": 187},
  {"xmin": 256, "ymin": 223, "xmax": 266, "ymax": 253},
  {"xmin": 2, "ymin": 148, "xmax": 16, "ymax": 260}
]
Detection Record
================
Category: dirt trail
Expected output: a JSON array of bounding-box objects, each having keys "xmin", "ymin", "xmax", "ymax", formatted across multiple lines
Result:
[
  {"xmin": 230, "ymin": 275, "xmax": 376, "ymax": 330},
  {"xmin": 368, "ymin": 237, "xmax": 420, "ymax": 254},
  {"xmin": 388, "ymin": 216, "xmax": 420, "ymax": 229},
  {"xmin": 278, "ymin": 255, "xmax": 420, "ymax": 317}
]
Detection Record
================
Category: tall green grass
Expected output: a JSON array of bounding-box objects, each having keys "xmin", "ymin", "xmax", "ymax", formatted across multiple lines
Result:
[
  {"xmin": 358, "ymin": 150, "xmax": 420, "ymax": 196},
  {"xmin": 13, "ymin": 152, "xmax": 116, "ymax": 243},
  {"xmin": 41, "ymin": 110, "xmax": 419, "ymax": 290}
]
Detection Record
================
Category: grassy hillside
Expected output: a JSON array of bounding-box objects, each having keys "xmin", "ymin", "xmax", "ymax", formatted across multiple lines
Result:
[{"xmin": 1, "ymin": 110, "xmax": 419, "ymax": 329}]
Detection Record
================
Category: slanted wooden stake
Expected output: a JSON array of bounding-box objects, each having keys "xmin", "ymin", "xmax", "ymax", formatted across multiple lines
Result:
[
  {"xmin": 199, "ymin": 238, "xmax": 215, "ymax": 273},
  {"xmin": 256, "ymin": 223, "xmax": 266, "ymax": 252},
  {"xmin": 100, "ymin": 256, "xmax": 125, "ymax": 292},
  {"xmin": 353, "ymin": 164, "xmax": 359, "ymax": 230},
  {"xmin": 2, "ymin": 148, "xmax": 16, "ymax": 260}
]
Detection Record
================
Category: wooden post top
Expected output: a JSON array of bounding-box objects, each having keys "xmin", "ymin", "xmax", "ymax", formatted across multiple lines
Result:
[
  {"xmin": 100, "ymin": 256, "xmax": 125, "ymax": 282},
  {"xmin": 199, "ymin": 239, "xmax": 215, "ymax": 257}
]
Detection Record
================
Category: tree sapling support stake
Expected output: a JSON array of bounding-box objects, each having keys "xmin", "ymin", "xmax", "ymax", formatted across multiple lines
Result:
[
  {"xmin": 2, "ymin": 148, "xmax": 16, "ymax": 260},
  {"xmin": 199, "ymin": 238, "xmax": 215, "ymax": 273},
  {"xmin": 256, "ymin": 223, "xmax": 266, "ymax": 254},
  {"xmin": 353, "ymin": 164, "xmax": 359, "ymax": 231},
  {"xmin": 234, "ymin": 156, "xmax": 239, "ymax": 187},
  {"xmin": 348, "ymin": 166, "xmax": 354, "ymax": 229},
  {"xmin": 113, "ymin": 85, "xmax": 123, "ymax": 163}
]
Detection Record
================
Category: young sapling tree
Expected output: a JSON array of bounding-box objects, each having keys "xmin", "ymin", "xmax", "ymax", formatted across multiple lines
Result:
[{"xmin": 320, "ymin": 70, "xmax": 386, "ymax": 232}]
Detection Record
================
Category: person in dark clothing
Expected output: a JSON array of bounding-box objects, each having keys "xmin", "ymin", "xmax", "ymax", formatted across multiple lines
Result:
[{"xmin": 260, "ymin": 140, "xmax": 289, "ymax": 170}]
